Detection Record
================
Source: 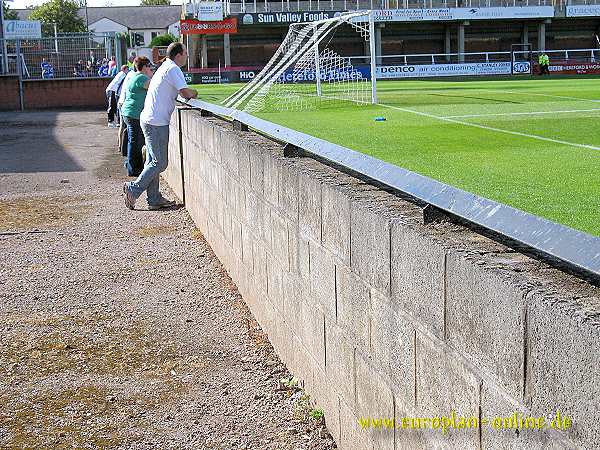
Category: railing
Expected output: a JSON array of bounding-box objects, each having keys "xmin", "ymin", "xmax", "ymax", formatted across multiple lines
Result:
[
  {"xmin": 230, "ymin": 0, "xmax": 562, "ymax": 13},
  {"xmin": 178, "ymin": 96, "xmax": 600, "ymax": 285},
  {"xmin": 0, "ymin": 33, "xmax": 119, "ymax": 80},
  {"xmin": 371, "ymin": 48, "xmax": 600, "ymax": 64}
]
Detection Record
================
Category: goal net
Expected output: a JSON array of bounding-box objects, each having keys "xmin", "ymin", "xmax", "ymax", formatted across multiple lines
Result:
[{"xmin": 223, "ymin": 11, "xmax": 377, "ymax": 113}]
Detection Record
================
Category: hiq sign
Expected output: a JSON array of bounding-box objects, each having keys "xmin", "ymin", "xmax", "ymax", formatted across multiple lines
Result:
[{"xmin": 278, "ymin": 67, "xmax": 370, "ymax": 82}]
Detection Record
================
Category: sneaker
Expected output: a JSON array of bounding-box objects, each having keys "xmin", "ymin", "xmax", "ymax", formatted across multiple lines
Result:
[
  {"xmin": 148, "ymin": 197, "xmax": 176, "ymax": 210},
  {"xmin": 123, "ymin": 183, "xmax": 135, "ymax": 210},
  {"xmin": 107, "ymin": 122, "xmax": 114, "ymax": 128}
]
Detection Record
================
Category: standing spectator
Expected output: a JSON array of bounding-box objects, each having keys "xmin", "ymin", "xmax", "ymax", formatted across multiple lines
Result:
[
  {"xmin": 123, "ymin": 42, "xmax": 197, "ymax": 210},
  {"xmin": 97, "ymin": 58, "xmax": 110, "ymax": 77},
  {"xmin": 88, "ymin": 50, "xmax": 97, "ymax": 72},
  {"xmin": 542, "ymin": 53, "xmax": 550, "ymax": 75},
  {"xmin": 41, "ymin": 58, "xmax": 54, "ymax": 79},
  {"xmin": 127, "ymin": 51, "xmax": 137, "ymax": 70},
  {"xmin": 121, "ymin": 57, "xmax": 154, "ymax": 176},
  {"xmin": 109, "ymin": 61, "xmax": 119, "ymax": 77},
  {"xmin": 105, "ymin": 65, "xmax": 129, "ymax": 128},
  {"xmin": 73, "ymin": 60, "xmax": 86, "ymax": 77},
  {"xmin": 117, "ymin": 65, "xmax": 139, "ymax": 156},
  {"xmin": 108, "ymin": 55, "xmax": 117, "ymax": 72}
]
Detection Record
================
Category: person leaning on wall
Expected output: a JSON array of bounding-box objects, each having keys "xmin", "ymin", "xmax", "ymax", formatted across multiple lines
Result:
[
  {"xmin": 120, "ymin": 56, "xmax": 155, "ymax": 177},
  {"xmin": 122, "ymin": 42, "xmax": 197, "ymax": 211}
]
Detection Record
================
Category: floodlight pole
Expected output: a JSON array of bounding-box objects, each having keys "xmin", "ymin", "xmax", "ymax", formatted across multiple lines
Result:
[
  {"xmin": 0, "ymin": 0, "xmax": 8, "ymax": 75},
  {"xmin": 313, "ymin": 23, "xmax": 321, "ymax": 97},
  {"xmin": 368, "ymin": 10, "xmax": 377, "ymax": 104}
]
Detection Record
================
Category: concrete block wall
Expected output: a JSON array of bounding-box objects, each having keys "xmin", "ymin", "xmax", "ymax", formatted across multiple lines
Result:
[{"xmin": 166, "ymin": 107, "xmax": 600, "ymax": 450}]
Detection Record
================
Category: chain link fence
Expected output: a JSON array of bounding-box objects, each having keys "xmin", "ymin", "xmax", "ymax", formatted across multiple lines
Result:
[{"xmin": 0, "ymin": 33, "xmax": 122, "ymax": 80}]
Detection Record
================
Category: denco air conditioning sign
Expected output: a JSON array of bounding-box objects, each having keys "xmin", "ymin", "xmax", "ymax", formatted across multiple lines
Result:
[{"xmin": 377, "ymin": 62, "xmax": 512, "ymax": 79}]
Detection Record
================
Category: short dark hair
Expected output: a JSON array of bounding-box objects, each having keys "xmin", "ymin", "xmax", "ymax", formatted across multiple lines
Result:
[
  {"xmin": 134, "ymin": 56, "xmax": 151, "ymax": 72},
  {"xmin": 121, "ymin": 65, "xmax": 128, "ymax": 71},
  {"xmin": 167, "ymin": 42, "xmax": 185, "ymax": 60}
]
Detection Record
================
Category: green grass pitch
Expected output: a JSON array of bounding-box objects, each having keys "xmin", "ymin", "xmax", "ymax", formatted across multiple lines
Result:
[{"xmin": 191, "ymin": 77, "xmax": 600, "ymax": 237}]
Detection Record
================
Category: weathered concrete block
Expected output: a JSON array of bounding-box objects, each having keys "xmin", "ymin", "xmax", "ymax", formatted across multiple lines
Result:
[
  {"xmin": 335, "ymin": 264, "xmax": 371, "ymax": 350},
  {"xmin": 240, "ymin": 223, "xmax": 253, "ymax": 270},
  {"xmin": 526, "ymin": 291, "xmax": 600, "ymax": 448},
  {"xmin": 309, "ymin": 243, "xmax": 337, "ymax": 320},
  {"xmin": 325, "ymin": 319, "xmax": 356, "ymax": 407},
  {"xmin": 370, "ymin": 290, "xmax": 415, "ymax": 408},
  {"xmin": 391, "ymin": 223, "xmax": 446, "ymax": 339},
  {"xmin": 278, "ymin": 160, "xmax": 299, "ymax": 222},
  {"xmin": 231, "ymin": 219, "xmax": 243, "ymax": 261},
  {"xmin": 252, "ymin": 240, "xmax": 268, "ymax": 296},
  {"xmin": 446, "ymin": 252, "xmax": 527, "ymax": 400},
  {"xmin": 263, "ymin": 152, "xmax": 280, "ymax": 206},
  {"xmin": 270, "ymin": 210, "xmax": 289, "ymax": 268},
  {"xmin": 267, "ymin": 256, "xmax": 284, "ymax": 313},
  {"xmin": 249, "ymin": 146, "xmax": 264, "ymax": 194},
  {"xmin": 355, "ymin": 354, "xmax": 395, "ymax": 450},
  {"xmin": 339, "ymin": 397, "xmax": 373, "ymax": 450},
  {"xmin": 312, "ymin": 363, "xmax": 342, "ymax": 445},
  {"xmin": 321, "ymin": 183, "xmax": 351, "ymax": 265},
  {"xmin": 415, "ymin": 333, "xmax": 480, "ymax": 449},
  {"xmin": 245, "ymin": 191, "xmax": 264, "ymax": 241},
  {"xmin": 298, "ymin": 169, "xmax": 322, "ymax": 242},
  {"xmin": 299, "ymin": 300, "xmax": 326, "ymax": 370},
  {"xmin": 481, "ymin": 382, "xmax": 573, "ymax": 450},
  {"xmin": 350, "ymin": 200, "xmax": 392, "ymax": 295},
  {"xmin": 237, "ymin": 140, "xmax": 251, "ymax": 186}
]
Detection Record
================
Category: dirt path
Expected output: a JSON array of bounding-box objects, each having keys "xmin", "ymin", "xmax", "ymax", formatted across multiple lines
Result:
[{"xmin": 0, "ymin": 111, "xmax": 336, "ymax": 449}]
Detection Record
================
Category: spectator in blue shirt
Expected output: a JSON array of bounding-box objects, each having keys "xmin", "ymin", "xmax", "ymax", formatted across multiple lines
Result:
[
  {"xmin": 97, "ymin": 58, "xmax": 110, "ymax": 77},
  {"xmin": 41, "ymin": 58, "xmax": 54, "ymax": 79}
]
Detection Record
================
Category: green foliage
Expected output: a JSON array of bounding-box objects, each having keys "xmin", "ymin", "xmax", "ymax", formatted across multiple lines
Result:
[
  {"xmin": 3, "ymin": 4, "xmax": 19, "ymax": 20},
  {"xmin": 140, "ymin": 0, "xmax": 171, "ymax": 5},
  {"xmin": 29, "ymin": 0, "xmax": 85, "ymax": 35},
  {"xmin": 149, "ymin": 33, "xmax": 177, "ymax": 48},
  {"xmin": 309, "ymin": 408, "xmax": 324, "ymax": 420}
]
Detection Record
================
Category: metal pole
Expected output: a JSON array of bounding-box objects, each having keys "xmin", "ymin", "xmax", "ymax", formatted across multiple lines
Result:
[
  {"xmin": 16, "ymin": 39, "xmax": 24, "ymax": 110},
  {"xmin": 368, "ymin": 11, "xmax": 377, "ymax": 104},
  {"xmin": 313, "ymin": 24, "xmax": 321, "ymax": 97},
  {"xmin": 0, "ymin": 0, "xmax": 8, "ymax": 75}
]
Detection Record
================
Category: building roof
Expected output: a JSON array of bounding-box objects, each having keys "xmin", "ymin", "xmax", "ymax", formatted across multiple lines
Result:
[{"xmin": 15, "ymin": 5, "xmax": 182, "ymax": 30}]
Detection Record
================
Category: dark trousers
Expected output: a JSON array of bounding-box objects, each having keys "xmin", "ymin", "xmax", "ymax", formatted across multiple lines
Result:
[
  {"xmin": 122, "ymin": 115, "xmax": 145, "ymax": 176},
  {"xmin": 107, "ymin": 91, "xmax": 117, "ymax": 122}
]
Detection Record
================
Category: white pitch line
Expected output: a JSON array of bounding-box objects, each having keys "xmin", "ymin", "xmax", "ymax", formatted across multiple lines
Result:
[
  {"xmin": 478, "ymin": 88, "xmax": 600, "ymax": 104},
  {"xmin": 377, "ymin": 102, "xmax": 600, "ymax": 152},
  {"xmin": 444, "ymin": 108, "xmax": 600, "ymax": 119}
]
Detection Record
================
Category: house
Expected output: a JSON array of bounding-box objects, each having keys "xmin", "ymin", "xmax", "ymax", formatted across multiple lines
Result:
[{"xmin": 16, "ymin": 5, "xmax": 182, "ymax": 46}]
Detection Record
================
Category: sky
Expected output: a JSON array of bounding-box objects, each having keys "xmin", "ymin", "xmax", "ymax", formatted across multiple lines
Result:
[{"xmin": 8, "ymin": 0, "xmax": 184, "ymax": 10}]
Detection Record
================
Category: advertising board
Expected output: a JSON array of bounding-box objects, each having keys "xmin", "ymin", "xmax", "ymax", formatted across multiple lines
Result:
[
  {"xmin": 180, "ymin": 18, "xmax": 237, "ymax": 35},
  {"xmin": 376, "ymin": 62, "xmax": 512, "ymax": 78}
]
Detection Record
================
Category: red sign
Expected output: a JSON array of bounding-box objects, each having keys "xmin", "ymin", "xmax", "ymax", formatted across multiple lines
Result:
[
  {"xmin": 180, "ymin": 18, "xmax": 237, "ymax": 35},
  {"xmin": 534, "ymin": 60, "xmax": 600, "ymax": 75}
]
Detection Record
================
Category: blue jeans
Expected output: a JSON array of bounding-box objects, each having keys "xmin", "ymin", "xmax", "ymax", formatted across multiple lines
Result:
[
  {"xmin": 128, "ymin": 122, "xmax": 169, "ymax": 205},
  {"xmin": 122, "ymin": 115, "xmax": 144, "ymax": 176}
]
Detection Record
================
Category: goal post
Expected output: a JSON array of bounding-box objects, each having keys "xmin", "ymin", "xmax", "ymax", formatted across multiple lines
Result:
[{"xmin": 223, "ymin": 11, "xmax": 378, "ymax": 113}]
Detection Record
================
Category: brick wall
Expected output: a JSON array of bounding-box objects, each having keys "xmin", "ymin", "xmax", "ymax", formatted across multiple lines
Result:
[
  {"xmin": 23, "ymin": 78, "xmax": 110, "ymax": 109},
  {"xmin": 0, "ymin": 77, "xmax": 110, "ymax": 111},
  {"xmin": 0, "ymin": 76, "xmax": 20, "ymax": 111},
  {"xmin": 165, "ymin": 107, "xmax": 600, "ymax": 450}
]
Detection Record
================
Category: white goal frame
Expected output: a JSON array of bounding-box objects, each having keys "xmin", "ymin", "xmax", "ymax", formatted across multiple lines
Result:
[{"xmin": 223, "ymin": 10, "xmax": 378, "ymax": 112}]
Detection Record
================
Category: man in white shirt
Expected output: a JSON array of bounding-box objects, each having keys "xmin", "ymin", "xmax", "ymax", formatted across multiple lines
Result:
[
  {"xmin": 123, "ymin": 42, "xmax": 197, "ymax": 210},
  {"xmin": 105, "ymin": 65, "xmax": 129, "ymax": 127}
]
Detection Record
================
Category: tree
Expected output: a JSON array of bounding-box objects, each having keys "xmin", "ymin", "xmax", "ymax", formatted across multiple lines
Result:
[
  {"xmin": 29, "ymin": 0, "xmax": 86, "ymax": 35},
  {"xmin": 150, "ymin": 33, "xmax": 176, "ymax": 48},
  {"xmin": 3, "ymin": 4, "xmax": 19, "ymax": 20},
  {"xmin": 140, "ymin": 0, "xmax": 171, "ymax": 6}
]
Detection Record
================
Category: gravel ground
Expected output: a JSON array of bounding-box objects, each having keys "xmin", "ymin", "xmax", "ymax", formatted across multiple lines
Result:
[{"xmin": 0, "ymin": 111, "xmax": 337, "ymax": 450}]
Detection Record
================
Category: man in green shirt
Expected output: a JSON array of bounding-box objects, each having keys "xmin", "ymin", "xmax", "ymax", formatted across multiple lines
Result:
[{"xmin": 121, "ymin": 57, "xmax": 154, "ymax": 176}]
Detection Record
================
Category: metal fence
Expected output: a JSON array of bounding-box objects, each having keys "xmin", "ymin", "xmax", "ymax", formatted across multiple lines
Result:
[{"xmin": 0, "ymin": 33, "xmax": 120, "ymax": 80}]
